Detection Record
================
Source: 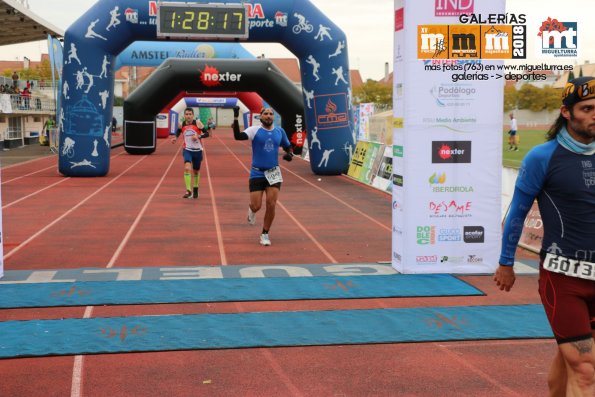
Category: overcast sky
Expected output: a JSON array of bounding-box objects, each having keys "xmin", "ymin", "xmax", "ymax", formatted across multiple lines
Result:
[{"xmin": 2, "ymin": 0, "xmax": 593, "ymax": 80}]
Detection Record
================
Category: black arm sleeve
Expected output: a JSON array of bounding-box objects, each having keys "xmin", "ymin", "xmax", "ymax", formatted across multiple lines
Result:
[
  {"xmin": 200, "ymin": 129, "xmax": 210, "ymax": 138},
  {"xmin": 175, "ymin": 128, "xmax": 182, "ymax": 138},
  {"xmin": 232, "ymin": 119, "xmax": 248, "ymax": 141}
]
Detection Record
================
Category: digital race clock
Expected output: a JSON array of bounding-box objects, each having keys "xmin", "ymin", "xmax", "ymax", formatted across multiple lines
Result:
[{"xmin": 157, "ymin": 3, "xmax": 248, "ymax": 39}]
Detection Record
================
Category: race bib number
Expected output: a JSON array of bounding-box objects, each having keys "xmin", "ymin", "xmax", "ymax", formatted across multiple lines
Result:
[
  {"xmin": 544, "ymin": 253, "xmax": 595, "ymax": 281},
  {"xmin": 264, "ymin": 166, "xmax": 283, "ymax": 185}
]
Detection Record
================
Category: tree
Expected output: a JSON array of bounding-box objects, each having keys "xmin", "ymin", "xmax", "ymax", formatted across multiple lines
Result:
[
  {"xmin": 542, "ymin": 85, "xmax": 563, "ymax": 111},
  {"xmin": 503, "ymin": 85, "xmax": 518, "ymax": 112},
  {"xmin": 567, "ymin": 70, "xmax": 575, "ymax": 82},
  {"xmin": 353, "ymin": 79, "xmax": 392, "ymax": 108},
  {"xmin": 517, "ymin": 84, "xmax": 545, "ymax": 112}
]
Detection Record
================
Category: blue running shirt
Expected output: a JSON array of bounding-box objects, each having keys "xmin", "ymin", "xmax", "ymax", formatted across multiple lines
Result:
[
  {"xmin": 244, "ymin": 125, "xmax": 291, "ymax": 179},
  {"xmin": 500, "ymin": 139, "xmax": 595, "ymax": 265}
]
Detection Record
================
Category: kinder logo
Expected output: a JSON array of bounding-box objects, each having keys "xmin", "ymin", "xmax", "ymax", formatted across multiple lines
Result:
[
  {"xmin": 432, "ymin": 141, "xmax": 471, "ymax": 163},
  {"xmin": 199, "ymin": 65, "xmax": 242, "ymax": 87},
  {"xmin": 435, "ymin": 0, "xmax": 473, "ymax": 17},
  {"xmin": 463, "ymin": 226, "xmax": 484, "ymax": 243},
  {"xmin": 538, "ymin": 18, "xmax": 577, "ymax": 57}
]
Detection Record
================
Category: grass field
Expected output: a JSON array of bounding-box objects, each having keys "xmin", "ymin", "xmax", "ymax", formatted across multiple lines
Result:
[{"xmin": 502, "ymin": 129, "xmax": 549, "ymax": 168}]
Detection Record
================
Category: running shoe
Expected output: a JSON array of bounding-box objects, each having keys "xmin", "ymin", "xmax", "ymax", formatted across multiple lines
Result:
[
  {"xmin": 183, "ymin": 190, "xmax": 192, "ymax": 199},
  {"xmin": 247, "ymin": 207, "xmax": 256, "ymax": 225},
  {"xmin": 259, "ymin": 233, "xmax": 271, "ymax": 246},
  {"xmin": 193, "ymin": 187, "xmax": 199, "ymax": 199}
]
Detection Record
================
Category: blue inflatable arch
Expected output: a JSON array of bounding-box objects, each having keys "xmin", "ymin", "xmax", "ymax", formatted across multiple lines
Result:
[{"xmin": 59, "ymin": 0, "xmax": 354, "ymax": 176}]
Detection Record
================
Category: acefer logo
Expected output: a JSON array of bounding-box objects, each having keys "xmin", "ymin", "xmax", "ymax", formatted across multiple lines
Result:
[
  {"xmin": 463, "ymin": 226, "xmax": 484, "ymax": 243},
  {"xmin": 435, "ymin": 0, "xmax": 473, "ymax": 17},
  {"xmin": 538, "ymin": 17, "xmax": 577, "ymax": 57},
  {"xmin": 432, "ymin": 141, "xmax": 471, "ymax": 163}
]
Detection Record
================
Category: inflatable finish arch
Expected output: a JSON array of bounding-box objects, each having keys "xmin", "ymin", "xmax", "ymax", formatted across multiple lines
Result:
[
  {"xmin": 59, "ymin": 0, "xmax": 353, "ymax": 176},
  {"xmin": 123, "ymin": 59, "xmax": 303, "ymax": 154},
  {"xmin": 160, "ymin": 91, "xmax": 263, "ymax": 137}
]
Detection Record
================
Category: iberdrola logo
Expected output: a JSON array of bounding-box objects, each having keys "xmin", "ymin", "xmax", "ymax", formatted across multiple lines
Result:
[{"xmin": 429, "ymin": 172, "xmax": 446, "ymax": 185}]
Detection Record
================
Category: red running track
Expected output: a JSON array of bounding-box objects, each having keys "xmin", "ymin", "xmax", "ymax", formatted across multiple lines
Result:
[{"xmin": 0, "ymin": 130, "xmax": 549, "ymax": 397}]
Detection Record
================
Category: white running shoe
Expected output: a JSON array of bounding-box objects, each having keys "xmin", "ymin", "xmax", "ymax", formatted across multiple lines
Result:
[
  {"xmin": 247, "ymin": 207, "xmax": 256, "ymax": 225},
  {"xmin": 259, "ymin": 233, "xmax": 271, "ymax": 246}
]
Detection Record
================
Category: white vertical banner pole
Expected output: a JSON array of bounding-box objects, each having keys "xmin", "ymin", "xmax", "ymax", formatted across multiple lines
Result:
[{"xmin": 392, "ymin": 0, "xmax": 504, "ymax": 274}]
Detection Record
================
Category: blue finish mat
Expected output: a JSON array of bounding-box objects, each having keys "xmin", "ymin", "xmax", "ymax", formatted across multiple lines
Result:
[
  {"xmin": 0, "ymin": 274, "xmax": 483, "ymax": 308},
  {"xmin": 0, "ymin": 304, "xmax": 552, "ymax": 358}
]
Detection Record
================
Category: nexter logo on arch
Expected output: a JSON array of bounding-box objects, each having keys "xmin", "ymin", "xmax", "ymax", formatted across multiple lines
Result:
[{"xmin": 199, "ymin": 65, "xmax": 242, "ymax": 87}]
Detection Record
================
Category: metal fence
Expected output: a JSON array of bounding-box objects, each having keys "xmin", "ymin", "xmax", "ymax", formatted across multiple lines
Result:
[
  {"xmin": 0, "ymin": 76, "xmax": 48, "ymax": 91},
  {"xmin": 5, "ymin": 127, "xmax": 22, "ymax": 140},
  {"xmin": 0, "ymin": 94, "xmax": 55, "ymax": 113}
]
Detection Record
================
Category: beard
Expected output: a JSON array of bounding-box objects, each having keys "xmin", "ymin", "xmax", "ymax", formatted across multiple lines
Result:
[
  {"xmin": 568, "ymin": 117, "xmax": 595, "ymax": 142},
  {"xmin": 261, "ymin": 118, "xmax": 273, "ymax": 128}
]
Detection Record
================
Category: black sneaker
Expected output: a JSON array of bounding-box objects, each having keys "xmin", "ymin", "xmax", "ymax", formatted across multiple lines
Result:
[
  {"xmin": 183, "ymin": 190, "xmax": 192, "ymax": 199},
  {"xmin": 193, "ymin": 187, "xmax": 199, "ymax": 199}
]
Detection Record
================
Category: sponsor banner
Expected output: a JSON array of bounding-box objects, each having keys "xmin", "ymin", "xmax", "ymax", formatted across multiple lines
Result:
[
  {"xmin": 347, "ymin": 141, "xmax": 384, "ymax": 184},
  {"xmin": 393, "ymin": 0, "xmax": 503, "ymax": 274},
  {"xmin": 535, "ymin": 17, "xmax": 578, "ymax": 59},
  {"xmin": 0, "ymin": 165, "xmax": 3, "ymax": 278},
  {"xmin": 372, "ymin": 145, "xmax": 394, "ymax": 192},
  {"xmin": 0, "ymin": 94, "xmax": 12, "ymax": 114},
  {"xmin": 356, "ymin": 103, "xmax": 375, "ymax": 141},
  {"xmin": 347, "ymin": 141, "xmax": 369, "ymax": 180},
  {"xmin": 417, "ymin": 24, "xmax": 526, "ymax": 60},
  {"xmin": 155, "ymin": 113, "xmax": 168, "ymax": 129},
  {"xmin": 368, "ymin": 110, "xmax": 393, "ymax": 146}
]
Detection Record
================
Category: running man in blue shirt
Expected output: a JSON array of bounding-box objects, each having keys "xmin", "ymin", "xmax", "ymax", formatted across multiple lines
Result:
[
  {"xmin": 232, "ymin": 106, "xmax": 293, "ymax": 246},
  {"xmin": 495, "ymin": 77, "xmax": 595, "ymax": 396}
]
